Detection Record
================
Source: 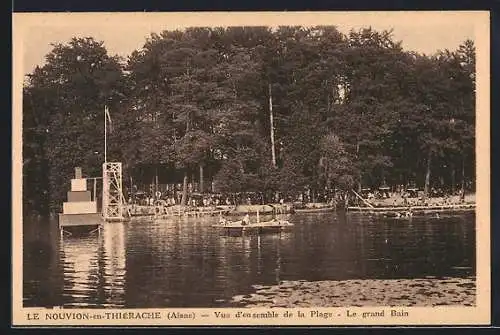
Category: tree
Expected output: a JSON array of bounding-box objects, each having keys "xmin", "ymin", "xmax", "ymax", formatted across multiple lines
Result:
[
  {"xmin": 23, "ymin": 37, "xmax": 126, "ymax": 213},
  {"xmin": 319, "ymin": 133, "xmax": 356, "ymax": 191},
  {"xmin": 24, "ymin": 28, "xmax": 477, "ymax": 214}
]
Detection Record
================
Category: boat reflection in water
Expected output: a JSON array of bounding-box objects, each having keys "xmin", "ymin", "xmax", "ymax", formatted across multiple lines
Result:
[{"xmin": 59, "ymin": 223, "xmax": 126, "ymax": 308}]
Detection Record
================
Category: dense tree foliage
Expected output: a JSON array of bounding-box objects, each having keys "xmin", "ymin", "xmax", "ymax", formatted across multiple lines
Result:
[
  {"xmin": 22, "ymin": 27, "xmax": 476, "ymax": 214},
  {"xmin": 23, "ymin": 38, "xmax": 127, "ymax": 215}
]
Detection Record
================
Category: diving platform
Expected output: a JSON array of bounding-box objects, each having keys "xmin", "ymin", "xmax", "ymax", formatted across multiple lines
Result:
[
  {"xmin": 102, "ymin": 162, "xmax": 126, "ymax": 222},
  {"xmin": 58, "ymin": 167, "xmax": 103, "ymax": 236},
  {"xmin": 58, "ymin": 213, "xmax": 103, "ymax": 228}
]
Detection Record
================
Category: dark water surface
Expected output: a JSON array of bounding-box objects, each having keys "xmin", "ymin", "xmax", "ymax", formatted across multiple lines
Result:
[{"xmin": 23, "ymin": 211, "xmax": 475, "ymax": 308}]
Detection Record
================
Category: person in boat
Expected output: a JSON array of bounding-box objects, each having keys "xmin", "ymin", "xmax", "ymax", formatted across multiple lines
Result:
[
  {"xmin": 242, "ymin": 213, "xmax": 250, "ymax": 226},
  {"xmin": 394, "ymin": 209, "xmax": 412, "ymax": 219}
]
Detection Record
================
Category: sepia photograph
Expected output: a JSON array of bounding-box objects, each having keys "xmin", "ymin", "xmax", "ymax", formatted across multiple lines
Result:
[{"xmin": 12, "ymin": 11, "xmax": 490, "ymax": 326}]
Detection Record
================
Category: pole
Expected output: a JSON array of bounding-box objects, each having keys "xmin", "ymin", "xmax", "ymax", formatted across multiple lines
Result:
[
  {"xmin": 155, "ymin": 167, "xmax": 159, "ymax": 200},
  {"xmin": 352, "ymin": 189, "xmax": 375, "ymax": 208},
  {"xmin": 104, "ymin": 105, "xmax": 107, "ymax": 163},
  {"xmin": 269, "ymin": 83, "xmax": 276, "ymax": 168}
]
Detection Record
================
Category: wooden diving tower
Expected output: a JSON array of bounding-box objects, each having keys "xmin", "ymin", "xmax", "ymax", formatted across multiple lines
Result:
[{"xmin": 102, "ymin": 162, "xmax": 125, "ymax": 222}]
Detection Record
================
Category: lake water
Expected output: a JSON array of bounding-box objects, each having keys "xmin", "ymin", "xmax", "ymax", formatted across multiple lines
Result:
[{"xmin": 22, "ymin": 211, "xmax": 475, "ymax": 308}]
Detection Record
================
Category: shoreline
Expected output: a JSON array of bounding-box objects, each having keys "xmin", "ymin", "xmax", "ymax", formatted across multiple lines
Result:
[{"xmin": 231, "ymin": 277, "xmax": 476, "ymax": 308}]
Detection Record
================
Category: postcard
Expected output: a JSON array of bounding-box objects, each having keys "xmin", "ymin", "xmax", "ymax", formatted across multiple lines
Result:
[{"xmin": 12, "ymin": 11, "xmax": 490, "ymax": 326}]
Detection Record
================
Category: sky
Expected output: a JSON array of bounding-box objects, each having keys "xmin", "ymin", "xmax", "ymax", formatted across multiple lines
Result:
[{"xmin": 14, "ymin": 11, "xmax": 485, "ymax": 75}]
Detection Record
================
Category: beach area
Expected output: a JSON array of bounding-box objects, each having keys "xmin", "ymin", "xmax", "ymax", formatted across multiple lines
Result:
[
  {"xmin": 231, "ymin": 277, "xmax": 476, "ymax": 308},
  {"xmin": 367, "ymin": 193, "xmax": 476, "ymax": 208}
]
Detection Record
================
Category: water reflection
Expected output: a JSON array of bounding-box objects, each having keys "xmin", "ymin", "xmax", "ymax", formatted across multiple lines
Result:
[
  {"xmin": 102, "ymin": 222, "xmax": 126, "ymax": 307},
  {"xmin": 58, "ymin": 223, "xmax": 126, "ymax": 308},
  {"xmin": 60, "ymin": 234, "xmax": 99, "ymax": 307},
  {"xmin": 23, "ymin": 211, "xmax": 476, "ymax": 308},
  {"xmin": 23, "ymin": 218, "xmax": 62, "ymax": 307}
]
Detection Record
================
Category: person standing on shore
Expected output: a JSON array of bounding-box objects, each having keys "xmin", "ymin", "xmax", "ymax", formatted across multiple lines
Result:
[
  {"xmin": 460, "ymin": 188, "xmax": 465, "ymax": 203},
  {"xmin": 242, "ymin": 213, "xmax": 250, "ymax": 226}
]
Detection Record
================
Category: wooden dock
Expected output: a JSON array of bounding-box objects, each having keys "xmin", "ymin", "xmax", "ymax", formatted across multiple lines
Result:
[
  {"xmin": 152, "ymin": 206, "xmax": 232, "ymax": 220},
  {"xmin": 347, "ymin": 203, "xmax": 476, "ymax": 214}
]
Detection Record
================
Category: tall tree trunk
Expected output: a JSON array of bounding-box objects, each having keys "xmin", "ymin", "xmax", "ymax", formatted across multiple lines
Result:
[
  {"xmin": 461, "ymin": 154, "xmax": 466, "ymax": 199},
  {"xmin": 180, "ymin": 171, "xmax": 188, "ymax": 206},
  {"xmin": 424, "ymin": 150, "xmax": 432, "ymax": 197},
  {"xmin": 151, "ymin": 176, "xmax": 155, "ymax": 197},
  {"xmin": 269, "ymin": 83, "xmax": 276, "ymax": 168},
  {"xmin": 326, "ymin": 80, "xmax": 330, "ymax": 113},
  {"xmin": 451, "ymin": 163, "xmax": 455, "ymax": 194},
  {"xmin": 180, "ymin": 109, "xmax": 191, "ymax": 206},
  {"xmin": 199, "ymin": 164, "xmax": 204, "ymax": 193},
  {"xmin": 356, "ymin": 140, "xmax": 361, "ymax": 193},
  {"xmin": 155, "ymin": 166, "xmax": 159, "ymax": 199}
]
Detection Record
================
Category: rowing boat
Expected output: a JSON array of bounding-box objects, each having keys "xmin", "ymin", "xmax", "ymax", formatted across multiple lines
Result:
[
  {"xmin": 293, "ymin": 206, "xmax": 335, "ymax": 213},
  {"xmin": 212, "ymin": 218, "xmax": 294, "ymax": 233}
]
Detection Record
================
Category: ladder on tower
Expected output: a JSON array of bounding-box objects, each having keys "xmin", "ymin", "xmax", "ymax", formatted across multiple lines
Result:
[{"xmin": 102, "ymin": 162, "xmax": 125, "ymax": 222}]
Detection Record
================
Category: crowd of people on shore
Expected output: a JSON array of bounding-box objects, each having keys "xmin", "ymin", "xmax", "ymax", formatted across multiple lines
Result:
[
  {"xmin": 128, "ymin": 184, "xmax": 475, "ymax": 210},
  {"xmin": 364, "ymin": 187, "xmax": 473, "ymax": 208},
  {"xmin": 129, "ymin": 192, "xmax": 233, "ymax": 208}
]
